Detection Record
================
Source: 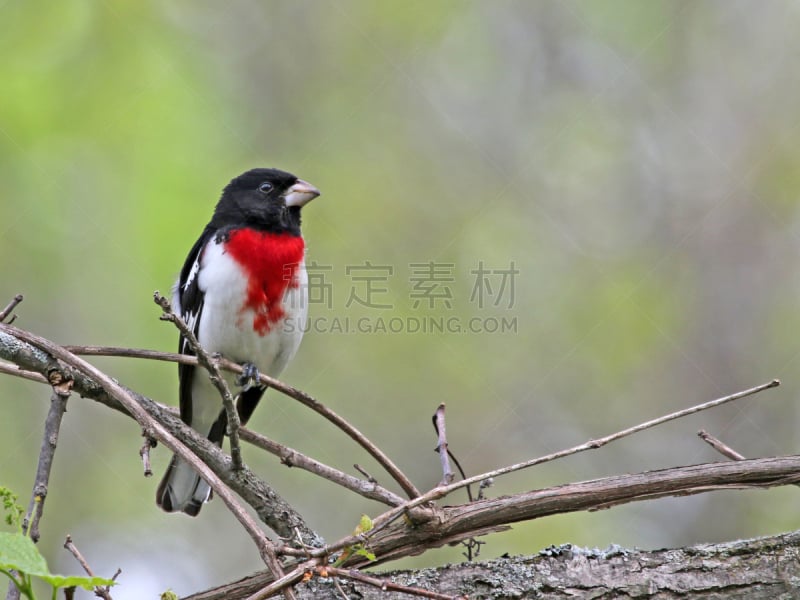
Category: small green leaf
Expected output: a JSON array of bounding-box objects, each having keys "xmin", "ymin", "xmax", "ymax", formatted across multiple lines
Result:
[
  {"xmin": 0, "ymin": 532, "xmax": 49, "ymax": 576},
  {"xmin": 41, "ymin": 574, "xmax": 115, "ymax": 590},
  {"xmin": 0, "ymin": 532, "xmax": 114, "ymax": 592},
  {"xmin": 354, "ymin": 547, "xmax": 376, "ymax": 562},
  {"xmin": 161, "ymin": 591, "xmax": 179, "ymax": 600},
  {"xmin": 355, "ymin": 514, "xmax": 373, "ymax": 535},
  {"xmin": 0, "ymin": 488, "xmax": 24, "ymax": 531}
]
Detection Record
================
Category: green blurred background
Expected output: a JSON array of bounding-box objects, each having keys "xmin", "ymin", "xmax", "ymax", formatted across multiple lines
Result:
[{"xmin": 2, "ymin": 1, "xmax": 800, "ymax": 597}]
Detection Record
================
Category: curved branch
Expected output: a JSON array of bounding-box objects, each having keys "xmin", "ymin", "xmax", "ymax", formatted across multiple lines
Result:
[
  {"xmin": 0, "ymin": 354, "xmax": 402, "ymax": 507},
  {"xmin": 238, "ymin": 428, "xmax": 404, "ymax": 507},
  {"xmin": 359, "ymin": 454, "xmax": 800, "ymax": 566},
  {"xmin": 186, "ymin": 529, "xmax": 800, "ymax": 600},
  {"xmin": 0, "ymin": 324, "xmax": 320, "ymax": 547},
  {"xmin": 61, "ymin": 342, "xmax": 421, "ymax": 499}
]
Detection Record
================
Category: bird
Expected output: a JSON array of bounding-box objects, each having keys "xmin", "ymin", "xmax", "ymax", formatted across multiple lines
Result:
[{"xmin": 156, "ymin": 167, "xmax": 320, "ymax": 516}]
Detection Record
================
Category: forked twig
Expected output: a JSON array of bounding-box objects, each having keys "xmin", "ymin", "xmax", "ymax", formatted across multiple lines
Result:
[
  {"xmin": 154, "ymin": 291, "xmax": 244, "ymax": 472},
  {"xmin": 23, "ymin": 377, "xmax": 73, "ymax": 542},
  {"xmin": 62, "ymin": 340, "xmax": 421, "ymax": 500},
  {"xmin": 63, "ymin": 535, "xmax": 118, "ymax": 600},
  {"xmin": 0, "ymin": 322, "xmax": 288, "ymax": 582},
  {"xmin": 0, "ymin": 294, "xmax": 23, "ymax": 323},
  {"xmin": 0, "ymin": 355, "xmax": 398, "ymax": 510},
  {"xmin": 311, "ymin": 379, "xmax": 781, "ymax": 559},
  {"xmin": 239, "ymin": 428, "xmax": 403, "ymax": 506}
]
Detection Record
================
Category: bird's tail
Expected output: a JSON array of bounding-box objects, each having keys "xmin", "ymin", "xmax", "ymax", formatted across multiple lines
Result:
[{"xmin": 155, "ymin": 455, "xmax": 211, "ymax": 517}]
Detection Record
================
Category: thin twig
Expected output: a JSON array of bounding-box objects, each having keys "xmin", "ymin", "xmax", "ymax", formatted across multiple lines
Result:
[
  {"xmin": 23, "ymin": 378, "xmax": 72, "ymax": 542},
  {"xmin": 139, "ymin": 431, "xmax": 157, "ymax": 477},
  {"xmin": 310, "ymin": 379, "xmax": 781, "ymax": 559},
  {"xmin": 243, "ymin": 563, "xmax": 313, "ymax": 600},
  {"xmin": 697, "ymin": 430, "xmax": 747, "ymax": 461},
  {"xmin": 62, "ymin": 345, "xmax": 198, "ymax": 365},
  {"xmin": 220, "ymin": 355, "xmax": 421, "ymax": 500},
  {"xmin": 417, "ymin": 379, "xmax": 782, "ymax": 508},
  {"xmin": 0, "ymin": 360, "xmax": 47, "ymax": 384},
  {"xmin": 0, "ymin": 323, "xmax": 285, "ymax": 576},
  {"xmin": 0, "ymin": 355, "xmax": 389, "ymax": 507},
  {"xmin": 154, "ymin": 291, "xmax": 244, "ymax": 472},
  {"xmin": 353, "ymin": 464, "xmax": 377, "ymax": 484},
  {"xmin": 322, "ymin": 566, "xmax": 466, "ymax": 600},
  {"xmin": 63, "ymin": 535, "xmax": 115, "ymax": 600},
  {"xmin": 0, "ymin": 294, "xmax": 23, "ymax": 323},
  {"xmin": 432, "ymin": 404, "xmax": 454, "ymax": 486},
  {"xmin": 239, "ymin": 428, "xmax": 403, "ymax": 506},
  {"xmin": 476, "ymin": 478, "xmax": 493, "ymax": 501},
  {"xmin": 63, "ymin": 341, "xmax": 421, "ymax": 499}
]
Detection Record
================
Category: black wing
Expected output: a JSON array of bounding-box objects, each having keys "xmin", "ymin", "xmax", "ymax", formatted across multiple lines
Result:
[{"xmin": 176, "ymin": 226, "xmax": 213, "ymax": 427}]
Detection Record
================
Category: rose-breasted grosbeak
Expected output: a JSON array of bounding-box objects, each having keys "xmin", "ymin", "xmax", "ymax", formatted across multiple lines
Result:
[{"xmin": 156, "ymin": 168, "xmax": 320, "ymax": 516}]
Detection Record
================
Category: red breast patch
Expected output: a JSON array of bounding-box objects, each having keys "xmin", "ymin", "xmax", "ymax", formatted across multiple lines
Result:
[{"xmin": 224, "ymin": 229, "xmax": 305, "ymax": 335}]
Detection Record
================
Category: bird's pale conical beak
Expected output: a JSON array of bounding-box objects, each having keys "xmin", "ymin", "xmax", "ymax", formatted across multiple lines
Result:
[{"xmin": 284, "ymin": 179, "xmax": 321, "ymax": 207}]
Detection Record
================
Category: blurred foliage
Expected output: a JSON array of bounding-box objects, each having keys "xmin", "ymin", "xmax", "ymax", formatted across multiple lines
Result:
[{"xmin": 3, "ymin": 1, "xmax": 800, "ymax": 598}]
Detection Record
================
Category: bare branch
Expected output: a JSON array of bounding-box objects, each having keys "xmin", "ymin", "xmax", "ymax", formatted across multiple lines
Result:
[
  {"xmin": 2, "ymin": 315, "xmax": 792, "ymax": 600},
  {"xmin": 351, "ymin": 455, "xmax": 800, "ymax": 568},
  {"xmin": 353, "ymin": 464, "xmax": 377, "ymax": 483},
  {"xmin": 0, "ymin": 322, "xmax": 317, "ymax": 566},
  {"xmin": 23, "ymin": 379, "xmax": 72, "ymax": 542},
  {"xmin": 243, "ymin": 564, "xmax": 312, "ymax": 600},
  {"xmin": 3, "ymin": 346, "xmax": 395, "ymax": 509},
  {"xmin": 308, "ymin": 380, "xmax": 782, "ymax": 560},
  {"xmin": 139, "ymin": 431, "xmax": 157, "ymax": 477},
  {"xmin": 237, "ymin": 359, "xmax": 421, "ymax": 500},
  {"xmin": 0, "ymin": 360, "xmax": 47, "ymax": 384},
  {"xmin": 0, "ymin": 294, "xmax": 23, "ymax": 323},
  {"xmin": 697, "ymin": 429, "xmax": 747, "ymax": 461},
  {"xmin": 61, "ymin": 345, "xmax": 198, "ymax": 365},
  {"xmin": 238, "ymin": 428, "xmax": 404, "ymax": 507},
  {"xmin": 388, "ymin": 379, "xmax": 782, "ymax": 519},
  {"xmin": 63, "ymin": 535, "xmax": 116, "ymax": 600},
  {"xmin": 62, "ymin": 342, "xmax": 420, "ymax": 499},
  {"xmin": 154, "ymin": 291, "xmax": 244, "ymax": 472},
  {"xmin": 432, "ymin": 404, "xmax": 453, "ymax": 486},
  {"xmin": 183, "ymin": 530, "xmax": 800, "ymax": 600}
]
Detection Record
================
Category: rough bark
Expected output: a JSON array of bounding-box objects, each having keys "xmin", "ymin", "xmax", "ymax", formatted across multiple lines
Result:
[{"xmin": 188, "ymin": 530, "xmax": 800, "ymax": 599}]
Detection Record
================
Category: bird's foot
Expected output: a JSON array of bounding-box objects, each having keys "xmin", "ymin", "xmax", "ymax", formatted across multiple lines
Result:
[{"xmin": 236, "ymin": 362, "xmax": 260, "ymax": 391}]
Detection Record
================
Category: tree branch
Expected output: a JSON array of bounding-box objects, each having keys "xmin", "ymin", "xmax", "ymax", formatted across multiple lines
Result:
[
  {"xmin": 358, "ymin": 454, "xmax": 800, "ymax": 566},
  {"xmin": 190, "ymin": 454, "xmax": 800, "ymax": 598},
  {"xmin": 0, "ymin": 294, "xmax": 23, "ymax": 323},
  {"xmin": 63, "ymin": 535, "xmax": 117, "ymax": 600},
  {"xmin": 184, "ymin": 529, "xmax": 800, "ymax": 599},
  {"xmin": 22, "ymin": 385, "xmax": 70, "ymax": 542},
  {"xmin": 0, "ymin": 324, "xmax": 320, "ymax": 548},
  {"xmin": 0, "ymin": 351, "xmax": 402, "ymax": 507},
  {"xmin": 432, "ymin": 404, "xmax": 453, "ymax": 486},
  {"xmin": 238, "ymin": 428, "xmax": 404, "ymax": 507},
  {"xmin": 1, "ymin": 314, "xmax": 794, "ymax": 600},
  {"xmin": 291, "ymin": 379, "xmax": 782, "ymax": 563},
  {"xmin": 60, "ymin": 342, "xmax": 421, "ymax": 500},
  {"xmin": 697, "ymin": 429, "xmax": 747, "ymax": 461},
  {"xmin": 154, "ymin": 291, "xmax": 245, "ymax": 472}
]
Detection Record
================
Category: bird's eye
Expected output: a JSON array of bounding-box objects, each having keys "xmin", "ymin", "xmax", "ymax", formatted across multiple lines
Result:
[{"xmin": 258, "ymin": 182, "xmax": 274, "ymax": 194}]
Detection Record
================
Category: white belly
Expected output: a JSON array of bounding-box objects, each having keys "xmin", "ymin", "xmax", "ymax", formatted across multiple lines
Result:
[{"xmin": 196, "ymin": 240, "xmax": 308, "ymax": 376}]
